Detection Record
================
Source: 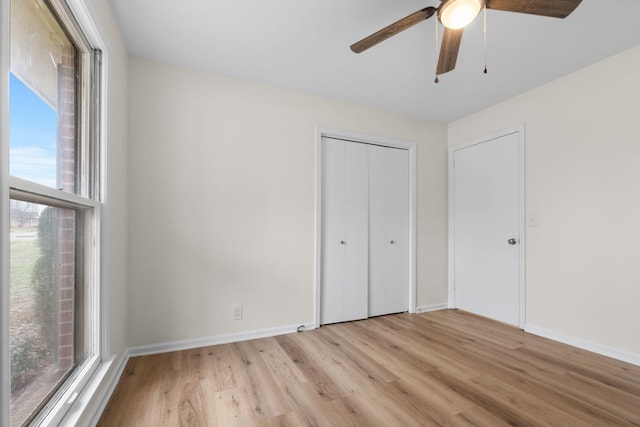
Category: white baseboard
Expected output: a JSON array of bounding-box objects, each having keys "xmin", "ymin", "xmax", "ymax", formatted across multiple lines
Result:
[
  {"xmin": 415, "ymin": 303, "xmax": 448, "ymax": 313},
  {"xmin": 128, "ymin": 322, "xmax": 317, "ymax": 357},
  {"xmin": 525, "ymin": 324, "xmax": 640, "ymax": 367}
]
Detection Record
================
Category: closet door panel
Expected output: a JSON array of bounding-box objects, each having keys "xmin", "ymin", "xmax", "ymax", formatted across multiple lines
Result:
[
  {"xmin": 386, "ymin": 148, "xmax": 409, "ymax": 314},
  {"xmin": 369, "ymin": 145, "xmax": 409, "ymax": 316},
  {"xmin": 368, "ymin": 145, "xmax": 390, "ymax": 317},
  {"xmin": 343, "ymin": 141, "xmax": 369, "ymax": 322},
  {"xmin": 320, "ymin": 138, "xmax": 368, "ymax": 324},
  {"xmin": 321, "ymin": 139, "xmax": 346, "ymax": 324}
]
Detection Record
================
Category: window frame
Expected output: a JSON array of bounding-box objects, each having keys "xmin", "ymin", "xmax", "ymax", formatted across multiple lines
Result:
[
  {"xmin": 10, "ymin": 183, "xmax": 101, "ymax": 426},
  {"xmin": 2, "ymin": 0, "xmax": 107, "ymax": 424}
]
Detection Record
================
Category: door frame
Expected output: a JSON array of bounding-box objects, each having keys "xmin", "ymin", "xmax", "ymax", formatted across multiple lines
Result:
[
  {"xmin": 448, "ymin": 125, "xmax": 526, "ymax": 328},
  {"xmin": 314, "ymin": 127, "xmax": 417, "ymax": 328}
]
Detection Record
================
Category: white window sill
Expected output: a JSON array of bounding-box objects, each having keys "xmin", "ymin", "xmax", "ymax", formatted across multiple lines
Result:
[{"xmin": 56, "ymin": 353, "xmax": 126, "ymax": 427}]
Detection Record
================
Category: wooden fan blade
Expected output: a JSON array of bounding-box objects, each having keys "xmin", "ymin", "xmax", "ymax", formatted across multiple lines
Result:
[
  {"xmin": 350, "ymin": 7, "xmax": 436, "ymax": 53},
  {"xmin": 486, "ymin": 0, "xmax": 582, "ymax": 18},
  {"xmin": 436, "ymin": 28, "xmax": 464, "ymax": 75}
]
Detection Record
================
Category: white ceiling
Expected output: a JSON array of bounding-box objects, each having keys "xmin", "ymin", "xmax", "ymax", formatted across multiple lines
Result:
[{"xmin": 107, "ymin": 0, "xmax": 640, "ymax": 122}]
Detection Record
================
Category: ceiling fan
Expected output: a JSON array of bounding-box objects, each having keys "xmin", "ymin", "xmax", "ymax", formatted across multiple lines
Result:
[{"xmin": 351, "ymin": 0, "xmax": 583, "ymax": 80}]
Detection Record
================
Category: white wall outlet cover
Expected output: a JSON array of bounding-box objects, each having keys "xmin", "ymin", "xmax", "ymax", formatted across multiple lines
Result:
[{"xmin": 232, "ymin": 305, "xmax": 243, "ymax": 320}]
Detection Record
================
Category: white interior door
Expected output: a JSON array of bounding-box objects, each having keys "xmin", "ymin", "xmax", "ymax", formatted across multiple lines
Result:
[
  {"xmin": 321, "ymin": 138, "xmax": 369, "ymax": 324},
  {"xmin": 452, "ymin": 130, "xmax": 523, "ymax": 327},
  {"xmin": 369, "ymin": 145, "xmax": 409, "ymax": 317}
]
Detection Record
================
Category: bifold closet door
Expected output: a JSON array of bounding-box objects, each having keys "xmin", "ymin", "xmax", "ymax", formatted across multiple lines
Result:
[
  {"xmin": 320, "ymin": 138, "xmax": 369, "ymax": 325},
  {"xmin": 369, "ymin": 145, "xmax": 409, "ymax": 317}
]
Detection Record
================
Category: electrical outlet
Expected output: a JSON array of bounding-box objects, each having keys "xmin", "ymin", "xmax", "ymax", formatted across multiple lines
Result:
[{"xmin": 232, "ymin": 304, "xmax": 243, "ymax": 320}]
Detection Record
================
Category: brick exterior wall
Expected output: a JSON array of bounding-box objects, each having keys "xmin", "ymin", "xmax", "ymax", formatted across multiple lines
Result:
[{"xmin": 55, "ymin": 47, "xmax": 76, "ymax": 372}]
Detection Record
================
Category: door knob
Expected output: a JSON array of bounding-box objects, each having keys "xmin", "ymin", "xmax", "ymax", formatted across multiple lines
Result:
[
  {"xmin": 340, "ymin": 240, "xmax": 346, "ymax": 245},
  {"xmin": 508, "ymin": 238, "xmax": 518, "ymax": 245},
  {"xmin": 390, "ymin": 240, "xmax": 395, "ymax": 244}
]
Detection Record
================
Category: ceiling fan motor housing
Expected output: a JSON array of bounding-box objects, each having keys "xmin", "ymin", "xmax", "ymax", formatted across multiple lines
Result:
[{"xmin": 438, "ymin": 0, "xmax": 484, "ymax": 30}]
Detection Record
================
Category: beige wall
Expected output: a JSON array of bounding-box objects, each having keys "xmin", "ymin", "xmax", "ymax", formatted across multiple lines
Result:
[
  {"xmin": 127, "ymin": 57, "xmax": 448, "ymax": 347},
  {"xmin": 449, "ymin": 45, "xmax": 640, "ymax": 357}
]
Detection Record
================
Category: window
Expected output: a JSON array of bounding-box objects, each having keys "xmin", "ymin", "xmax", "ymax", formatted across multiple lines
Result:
[{"xmin": 8, "ymin": 0, "xmax": 102, "ymax": 425}]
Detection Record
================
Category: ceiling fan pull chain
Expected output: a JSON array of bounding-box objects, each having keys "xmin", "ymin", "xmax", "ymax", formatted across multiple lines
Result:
[
  {"xmin": 434, "ymin": 17, "xmax": 440, "ymax": 83},
  {"xmin": 483, "ymin": 3, "xmax": 488, "ymax": 74}
]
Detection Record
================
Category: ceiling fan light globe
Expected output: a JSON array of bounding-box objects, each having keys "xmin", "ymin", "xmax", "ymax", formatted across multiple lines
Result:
[{"xmin": 439, "ymin": 0, "xmax": 482, "ymax": 29}]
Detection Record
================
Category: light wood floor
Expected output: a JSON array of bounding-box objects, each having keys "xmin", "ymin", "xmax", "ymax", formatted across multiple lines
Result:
[{"xmin": 98, "ymin": 310, "xmax": 640, "ymax": 426}]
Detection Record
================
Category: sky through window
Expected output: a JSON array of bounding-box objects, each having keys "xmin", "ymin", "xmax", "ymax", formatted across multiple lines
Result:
[{"xmin": 9, "ymin": 72, "xmax": 58, "ymax": 188}]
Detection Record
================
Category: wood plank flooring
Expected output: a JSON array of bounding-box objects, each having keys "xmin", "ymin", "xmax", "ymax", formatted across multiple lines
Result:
[{"xmin": 98, "ymin": 310, "xmax": 640, "ymax": 426}]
